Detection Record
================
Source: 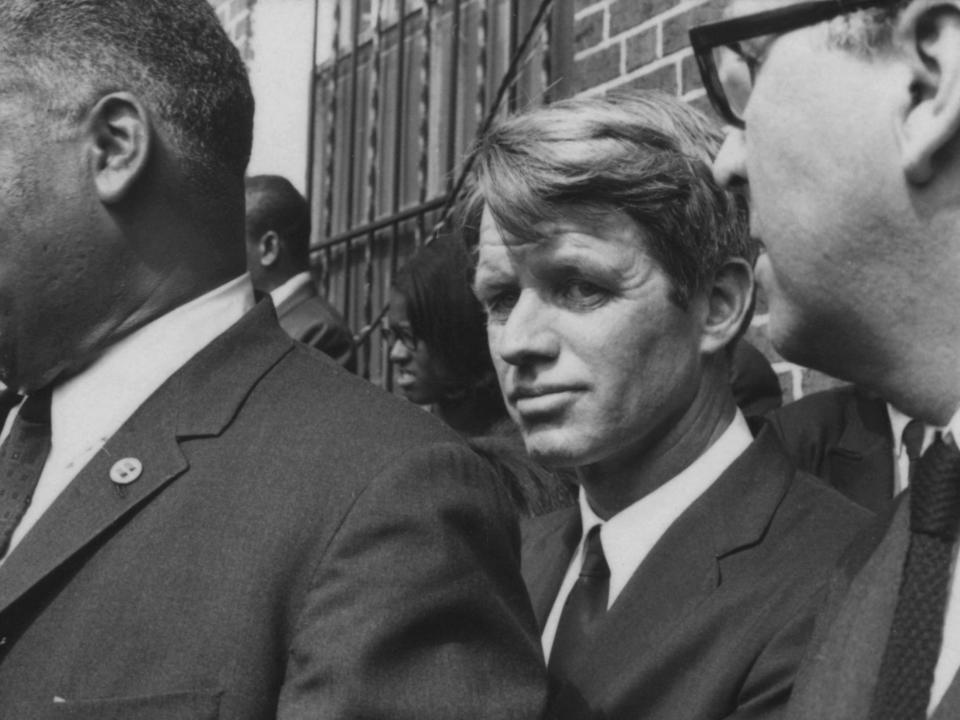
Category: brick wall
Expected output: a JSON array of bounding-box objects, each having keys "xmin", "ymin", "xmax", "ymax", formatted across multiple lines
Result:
[
  {"xmin": 209, "ymin": 0, "xmax": 257, "ymax": 63},
  {"xmin": 570, "ymin": 0, "xmax": 840, "ymax": 403}
]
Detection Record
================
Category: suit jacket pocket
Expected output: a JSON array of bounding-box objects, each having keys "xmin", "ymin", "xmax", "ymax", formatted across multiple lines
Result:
[{"xmin": 11, "ymin": 689, "xmax": 222, "ymax": 720}]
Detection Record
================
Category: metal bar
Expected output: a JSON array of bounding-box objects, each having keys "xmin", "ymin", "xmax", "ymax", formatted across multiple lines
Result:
[
  {"xmin": 322, "ymin": 0, "xmax": 342, "ymax": 241},
  {"xmin": 547, "ymin": 0, "xmax": 573, "ymax": 102},
  {"xmin": 360, "ymin": 0, "xmax": 384, "ymax": 379},
  {"xmin": 320, "ymin": 195, "xmax": 448, "ymax": 248},
  {"xmin": 343, "ymin": 237, "xmax": 353, "ymax": 322},
  {"xmin": 444, "ymin": 0, "xmax": 461, "ymax": 193},
  {"xmin": 508, "ymin": 0, "xmax": 519, "ymax": 111},
  {"xmin": 428, "ymin": 0, "xmax": 554, "ymax": 245},
  {"xmin": 476, "ymin": 0, "xmax": 487, "ymax": 125},
  {"xmin": 305, "ymin": 0, "xmax": 321, "ymax": 204},
  {"xmin": 389, "ymin": 0, "xmax": 409, "ymax": 227},
  {"xmin": 341, "ymin": 0, "xmax": 364, "ymax": 321},
  {"xmin": 416, "ymin": 0, "xmax": 434, "ymax": 244},
  {"xmin": 344, "ymin": 0, "xmax": 363, "ymax": 231},
  {"xmin": 541, "ymin": 2, "xmax": 551, "ymax": 103},
  {"xmin": 385, "ymin": 0, "xmax": 409, "ymax": 387}
]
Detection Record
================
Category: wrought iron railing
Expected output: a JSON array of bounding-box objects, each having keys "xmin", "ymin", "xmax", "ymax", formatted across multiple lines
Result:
[{"xmin": 307, "ymin": 0, "xmax": 572, "ymax": 383}]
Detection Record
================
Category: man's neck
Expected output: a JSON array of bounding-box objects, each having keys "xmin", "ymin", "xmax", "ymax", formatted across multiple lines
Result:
[{"xmin": 579, "ymin": 383, "xmax": 738, "ymax": 520}]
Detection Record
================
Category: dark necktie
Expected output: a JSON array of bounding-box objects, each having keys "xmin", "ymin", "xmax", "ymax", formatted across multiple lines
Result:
[
  {"xmin": 870, "ymin": 434, "xmax": 960, "ymax": 720},
  {"xmin": 549, "ymin": 524, "xmax": 609, "ymax": 681},
  {"xmin": 903, "ymin": 418, "xmax": 926, "ymax": 486},
  {"xmin": 0, "ymin": 387, "xmax": 53, "ymax": 557}
]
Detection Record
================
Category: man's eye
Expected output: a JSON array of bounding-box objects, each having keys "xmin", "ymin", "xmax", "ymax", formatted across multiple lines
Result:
[
  {"xmin": 560, "ymin": 279, "xmax": 609, "ymax": 309},
  {"xmin": 482, "ymin": 290, "xmax": 519, "ymax": 323}
]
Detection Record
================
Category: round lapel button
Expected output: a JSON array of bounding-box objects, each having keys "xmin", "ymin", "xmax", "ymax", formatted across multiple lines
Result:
[{"xmin": 110, "ymin": 457, "xmax": 143, "ymax": 486}]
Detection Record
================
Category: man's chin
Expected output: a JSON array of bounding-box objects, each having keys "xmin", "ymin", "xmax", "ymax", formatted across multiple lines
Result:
[{"xmin": 521, "ymin": 431, "xmax": 585, "ymax": 469}]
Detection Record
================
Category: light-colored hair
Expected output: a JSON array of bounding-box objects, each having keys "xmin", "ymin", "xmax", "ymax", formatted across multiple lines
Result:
[
  {"xmin": 462, "ymin": 91, "xmax": 752, "ymax": 309},
  {"xmin": 825, "ymin": 2, "xmax": 909, "ymax": 56}
]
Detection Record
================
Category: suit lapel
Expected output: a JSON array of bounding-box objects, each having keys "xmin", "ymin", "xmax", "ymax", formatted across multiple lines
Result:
[
  {"xmin": 827, "ymin": 391, "xmax": 893, "ymax": 512},
  {"xmin": 522, "ymin": 507, "xmax": 580, "ymax": 630},
  {"xmin": 788, "ymin": 500, "xmax": 908, "ymax": 720},
  {"xmin": 0, "ymin": 301, "xmax": 293, "ymax": 617},
  {"xmin": 931, "ymin": 666, "xmax": 960, "ymax": 720},
  {"xmin": 568, "ymin": 426, "xmax": 794, "ymax": 699}
]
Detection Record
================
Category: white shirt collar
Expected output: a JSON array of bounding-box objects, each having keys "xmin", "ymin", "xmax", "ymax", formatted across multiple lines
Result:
[
  {"xmin": 578, "ymin": 410, "xmax": 754, "ymax": 604},
  {"xmin": 269, "ymin": 271, "xmax": 312, "ymax": 308},
  {"xmin": 46, "ymin": 273, "xmax": 255, "ymax": 473},
  {"xmin": 948, "ymin": 407, "xmax": 960, "ymax": 447},
  {"xmin": 0, "ymin": 274, "xmax": 256, "ymax": 561},
  {"xmin": 887, "ymin": 402, "xmax": 935, "ymax": 459}
]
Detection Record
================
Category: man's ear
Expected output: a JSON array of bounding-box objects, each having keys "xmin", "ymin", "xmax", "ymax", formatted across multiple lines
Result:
[
  {"xmin": 258, "ymin": 231, "xmax": 281, "ymax": 267},
  {"xmin": 895, "ymin": 1, "xmax": 960, "ymax": 184},
  {"xmin": 88, "ymin": 92, "xmax": 152, "ymax": 204},
  {"xmin": 699, "ymin": 258, "xmax": 753, "ymax": 356}
]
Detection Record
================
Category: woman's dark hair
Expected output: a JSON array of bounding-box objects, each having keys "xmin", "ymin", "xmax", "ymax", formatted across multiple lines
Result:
[{"xmin": 393, "ymin": 237, "xmax": 502, "ymax": 409}]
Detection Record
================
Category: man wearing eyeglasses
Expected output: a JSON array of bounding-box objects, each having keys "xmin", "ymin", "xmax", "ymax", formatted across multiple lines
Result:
[{"xmin": 692, "ymin": 1, "xmax": 960, "ymax": 718}]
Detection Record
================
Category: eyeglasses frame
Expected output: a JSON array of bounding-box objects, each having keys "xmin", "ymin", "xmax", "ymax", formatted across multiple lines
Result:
[
  {"xmin": 381, "ymin": 321, "xmax": 419, "ymax": 352},
  {"xmin": 689, "ymin": 0, "xmax": 898, "ymax": 128}
]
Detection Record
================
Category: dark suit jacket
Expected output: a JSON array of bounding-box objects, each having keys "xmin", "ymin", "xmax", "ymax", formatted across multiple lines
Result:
[
  {"xmin": 730, "ymin": 340, "xmax": 782, "ymax": 417},
  {"xmin": 786, "ymin": 496, "xmax": 960, "ymax": 719},
  {"xmin": 275, "ymin": 278, "xmax": 356, "ymax": 372},
  {"xmin": 764, "ymin": 385, "xmax": 894, "ymax": 512},
  {"xmin": 0, "ymin": 301, "xmax": 546, "ymax": 719},
  {"xmin": 522, "ymin": 427, "xmax": 871, "ymax": 720}
]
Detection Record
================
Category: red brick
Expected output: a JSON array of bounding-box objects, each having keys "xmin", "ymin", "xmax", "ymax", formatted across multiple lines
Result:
[
  {"xmin": 625, "ymin": 26, "xmax": 658, "ymax": 72},
  {"xmin": 617, "ymin": 62, "xmax": 677, "ymax": 95},
  {"xmin": 610, "ymin": 0, "xmax": 681, "ymax": 38},
  {"xmin": 573, "ymin": 44, "xmax": 621, "ymax": 93},
  {"xmin": 575, "ymin": 9, "xmax": 605, "ymax": 54},
  {"xmin": 662, "ymin": 0, "xmax": 724, "ymax": 56}
]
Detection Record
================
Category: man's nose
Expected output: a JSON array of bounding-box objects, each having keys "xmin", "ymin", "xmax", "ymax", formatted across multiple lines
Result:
[
  {"xmin": 494, "ymin": 290, "xmax": 559, "ymax": 367},
  {"xmin": 713, "ymin": 127, "xmax": 749, "ymax": 190}
]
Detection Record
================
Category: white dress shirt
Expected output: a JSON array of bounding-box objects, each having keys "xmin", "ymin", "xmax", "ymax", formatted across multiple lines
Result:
[
  {"xmin": 928, "ymin": 409, "xmax": 960, "ymax": 714},
  {"xmin": 887, "ymin": 403, "xmax": 936, "ymax": 496},
  {"xmin": 270, "ymin": 271, "xmax": 312, "ymax": 308},
  {"xmin": 0, "ymin": 274, "xmax": 255, "ymax": 562},
  {"xmin": 541, "ymin": 411, "xmax": 754, "ymax": 661}
]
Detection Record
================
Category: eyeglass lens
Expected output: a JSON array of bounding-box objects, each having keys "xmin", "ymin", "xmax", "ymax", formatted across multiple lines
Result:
[
  {"xmin": 712, "ymin": 44, "xmax": 753, "ymax": 124},
  {"xmin": 382, "ymin": 323, "xmax": 417, "ymax": 349}
]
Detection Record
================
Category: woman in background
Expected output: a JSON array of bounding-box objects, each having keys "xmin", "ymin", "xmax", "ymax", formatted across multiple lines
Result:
[{"xmin": 385, "ymin": 237, "xmax": 574, "ymax": 515}]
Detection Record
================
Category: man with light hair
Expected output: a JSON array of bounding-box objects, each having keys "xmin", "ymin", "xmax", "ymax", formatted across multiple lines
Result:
[{"xmin": 466, "ymin": 91, "xmax": 868, "ymax": 720}]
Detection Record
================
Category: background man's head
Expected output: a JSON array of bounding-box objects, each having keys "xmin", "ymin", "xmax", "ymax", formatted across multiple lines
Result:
[
  {"xmin": 705, "ymin": 0, "xmax": 960, "ymax": 423},
  {"xmin": 0, "ymin": 0, "xmax": 254, "ymax": 391},
  {"xmin": 245, "ymin": 175, "xmax": 312, "ymax": 293}
]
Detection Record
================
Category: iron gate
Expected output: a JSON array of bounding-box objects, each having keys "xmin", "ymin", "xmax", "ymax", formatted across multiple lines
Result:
[{"xmin": 306, "ymin": 0, "xmax": 573, "ymax": 383}]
